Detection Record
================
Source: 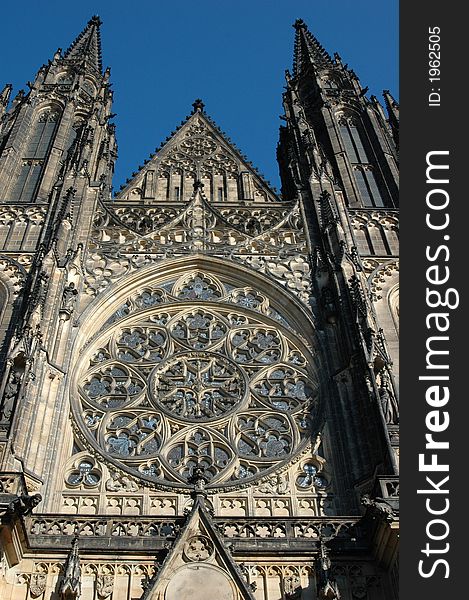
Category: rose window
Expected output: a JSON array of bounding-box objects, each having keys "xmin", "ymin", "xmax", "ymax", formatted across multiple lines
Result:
[{"xmin": 73, "ymin": 294, "xmax": 318, "ymax": 490}]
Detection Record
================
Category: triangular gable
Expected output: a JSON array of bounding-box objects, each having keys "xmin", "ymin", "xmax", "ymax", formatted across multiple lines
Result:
[
  {"xmin": 115, "ymin": 106, "xmax": 280, "ymax": 204},
  {"xmin": 141, "ymin": 494, "xmax": 255, "ymax": 600}
]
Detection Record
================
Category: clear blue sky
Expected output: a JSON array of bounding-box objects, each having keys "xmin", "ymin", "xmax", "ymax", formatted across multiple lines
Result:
[{"xmin": 1, "ymin": 0, "xmax": 398, "ymax": 193}]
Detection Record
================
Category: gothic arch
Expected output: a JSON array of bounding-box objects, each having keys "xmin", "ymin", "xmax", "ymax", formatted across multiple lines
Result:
[
  {"xmin": 8, "ymin": 103, "xmax": 63, "ymax": 201},
  {"xmin": 77, "ymin": 255, "xmax": 319, "ymax": 343}
]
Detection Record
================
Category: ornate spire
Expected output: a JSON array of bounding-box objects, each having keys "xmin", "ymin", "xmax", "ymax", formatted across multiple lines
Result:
[
  {"xmin": 293, "ymin": 19, "xmax": 333, "ymax": 76},
  {"xmin": 383, "ymin": 90, "xmax": 399, "ymax": 124},
  {"xmin": 383, "ymin": 90, "xmax": 399, "ymax": 147},
  {"xmin": 0, "ymin": 84, "xmax": 12, "ymax": 108},
  {"xmin": 63, "ymin": 16, "xmax": 103, "ymax": 73},
  {"xmin": 0, "ymin": 83, "xmax": 12, "ymax": 119},
  {"xmin": 60, "ymin": 537, "xmax": 81, "ymax": 600}
]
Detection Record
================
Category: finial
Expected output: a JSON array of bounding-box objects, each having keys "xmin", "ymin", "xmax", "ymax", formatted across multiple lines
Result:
[
  {"xmin": 192, "ymin": 98, "xmax": 205, "ymax": 113},
  {"xmin": 293, "ymin": 18, "xmax": 307, "ymax": 30},
  {"xmin": 0, "ymin": 83, "xmax": 12, "ymax": 105},
  {"xmin": 60, "ymin": 535, "xmax": 82, "ymax": 599},
  {"xmin": 188, "ymin": 463, "xmax": 209, "ymax": 501},
  {"xmin": 89, "ymin": 15, "xmax": 102, "ymax": 27}
]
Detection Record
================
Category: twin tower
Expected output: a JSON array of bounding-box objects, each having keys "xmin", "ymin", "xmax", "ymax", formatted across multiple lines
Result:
[{"xmin": 0, "ymin": 17, "xmax": 399, "ymax": 600}]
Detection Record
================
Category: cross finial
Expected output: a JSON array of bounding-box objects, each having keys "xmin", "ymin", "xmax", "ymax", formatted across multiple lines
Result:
[
  {"xmin": 192, "ymin": 98, "xmax": 205, "ymax": 113},
  {"xmin": 293, "ymin": 18, "xmax": 306, "ymax": 30},
  {"xmin": 89, "ymin": 15, "xmax": 102, "ymax": 27}
]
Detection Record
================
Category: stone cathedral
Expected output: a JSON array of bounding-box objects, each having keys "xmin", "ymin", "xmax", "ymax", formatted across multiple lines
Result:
[{"xmin": 0, "ymin": 16, "xmax": 399, "ymax": 600}]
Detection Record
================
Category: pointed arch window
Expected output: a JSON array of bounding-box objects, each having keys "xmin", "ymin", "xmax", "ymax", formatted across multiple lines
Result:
[
  {"xmin": 338, "ymin": 115, "xmax": 386, "ymax": 208},
  {"xmin": 10, "ymin": 108, "xmax": 61, "ymax": 201}
]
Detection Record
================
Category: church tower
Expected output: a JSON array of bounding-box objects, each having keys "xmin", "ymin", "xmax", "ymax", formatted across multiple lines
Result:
[{"xmin": 0, "ymin": 17, "xmax": 399, "ymax": 600}]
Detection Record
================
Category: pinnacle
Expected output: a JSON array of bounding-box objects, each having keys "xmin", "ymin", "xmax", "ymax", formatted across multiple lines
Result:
[
  {"xmin": 89, "ymin": 15, "xmax": 102, "ymax": 27},
  {"xmin": 292, "ymin": 18, "xmax": 333, "ymax": 76},
  {"xmin": 293, "ymin": 18, "xmax": 306, "ymax": 30},
  {"xmin": 63, "ymin": 16, "xmax": 103, "ymax": 73}
]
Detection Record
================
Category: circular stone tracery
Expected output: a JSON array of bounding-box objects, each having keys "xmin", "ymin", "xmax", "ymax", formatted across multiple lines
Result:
[
  {"xmin": 74, "ymin": 292, "xmax": 317, "ymax": 490},
  {"xmin": 152, "ymin": 352, "xmax": 246, "ymax": 421}
]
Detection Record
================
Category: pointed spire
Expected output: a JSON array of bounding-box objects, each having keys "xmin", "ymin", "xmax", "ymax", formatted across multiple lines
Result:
[
  {"xmin": 293, "ymin": 19, "xmax": 333, "ymax": 76},
  {"xmin": 383, "ymin": 90, "xmax": 399, "ymax": 125},
  {"xmin": 63, "ymin": 16, "xmax": 103, "ymax": 73}
]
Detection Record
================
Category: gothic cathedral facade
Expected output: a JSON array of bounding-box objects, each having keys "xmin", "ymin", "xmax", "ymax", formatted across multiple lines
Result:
[{"xmin": 0, "ymin": 17, "xmax": 399, "ymax": 600}]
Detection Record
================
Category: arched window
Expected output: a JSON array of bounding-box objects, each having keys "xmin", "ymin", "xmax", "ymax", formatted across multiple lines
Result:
[
  {"xmin": 338, "ymin": 115, "xmax": 386, "ymax": 208},
  {"xmin": 10, "ymin": 108, "xmax": 61, "ymax": 201},
  {"xmin": 56, "ymin": 72, "xmax": 73, "ymax": 85}
]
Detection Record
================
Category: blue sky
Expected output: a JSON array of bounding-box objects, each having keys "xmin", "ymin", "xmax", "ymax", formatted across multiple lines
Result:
[{"xmin": 2, "ymin": 0, "xmax": 398, "ymax": 192}]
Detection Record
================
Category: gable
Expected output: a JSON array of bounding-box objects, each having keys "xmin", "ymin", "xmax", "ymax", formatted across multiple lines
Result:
[
  {"xmin": 142, "ymin": 497, "xmax": 256, "ymax": 600},
  {"xmin": 114, "ymin": 108, "xmax": 280, "ymax": 204}
]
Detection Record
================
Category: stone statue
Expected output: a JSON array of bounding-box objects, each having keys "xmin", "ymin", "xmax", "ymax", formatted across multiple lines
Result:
[
  {"xmin": 62, "ymin": 282, "xmax": 78, "ymax": 311},
  {"xmin": 8, "ymin": 493, "xmax": 42, "ymax": 517},
  {"xmin": 361, "ymin": 493, "xmax": 395, "ymax": 522},
  {"xmin": 0, "ymin": 370, "xmax": 22, "ymax": 421},
  {"xmin": 378, "ymin": 371, "xmax": 399, "ymax": 424}
]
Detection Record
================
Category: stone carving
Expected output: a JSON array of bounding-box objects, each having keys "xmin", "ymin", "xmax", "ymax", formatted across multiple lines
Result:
[
  {"xmin": 0, "ymin": 369, "xmax": 23, "ymax": 422},
  {"xmin": 7, "ymin": 493, "xmax": 42, "ymax": 516},
  {"xmin": 61, "ymin": 282, "xmax": 78, "ymax": 312},
  {"xmin": 105, "ymin": 471, "xmax": 139, "ymax": 492},
  {"xmin": 83, "ymin": 193, "xmax": 310, "ymax": 302},
  {"xmin": 29, "ymin": 573, "xmax": 47, "ymax": 598},
  {"xmin": 89, "ymin": 275, "xmax": 297, "ymax": 336},
  {"xmin": 257, "ymin": 473, "xmax": 290, "ymax": 495},
  {"xmin": 377, "ymin": 370, "xmax": 399, "ymax": 425},
  {"xmin": 361, "ymin": 494, "xmax": 395, "ymax": 523},
  {"xmin": 317, "ymin": 542, "xmax": 341, "ymax": 600},
  {"xmin": 96, "ymin": 575, "xmax": 114, "ymax": 599},
  {"xmin": 284, "ymin": 574, "xmax": 302, "ymax": 599},
  {"xmin": 154, "ymin": 352, "xmax": 244, "ymax": 420},
  {"xmin": 0, "ymin": 205, "xmax": 47, "ymax": 227},
  {"xmin": 0, "ymin": 255, "xmax": 27, "ymax": 295},
  {"xmin": 368, "ymin": 260, "xmax": 399, "ymax": 301},
  {"xmin": 59, "ymin": 538, "xmax": 81, "ymax": 599},
  {"xmin": 183, "ymin": 535, "xmax": 214, "ymax": 562},
  {"xmin": 65, "ymin": 456, "xmax": 102, "ymax": 489}
]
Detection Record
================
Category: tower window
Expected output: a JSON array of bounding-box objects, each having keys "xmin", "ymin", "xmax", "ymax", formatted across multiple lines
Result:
[
  {"xmin": 10, "ymin": 109, "xmax": 61, "ymax": 202},
  {"xmin": 339, "ymin": 116, "xmax": 386, "ymax": 208}
]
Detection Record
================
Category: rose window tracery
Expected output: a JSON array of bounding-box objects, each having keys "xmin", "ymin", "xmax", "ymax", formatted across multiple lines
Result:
[
  {"xmin": 73, "ymin": 276, "xmax": 318, "ymax": 490},
  {"xmin": 153, "ymin": 352, "xmax": 245, "ymax": 420}
]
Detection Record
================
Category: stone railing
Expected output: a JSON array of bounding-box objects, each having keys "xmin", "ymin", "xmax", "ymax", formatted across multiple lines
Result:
[{"xmin": 27, "ymin": 515, "xmax": 362, "ymax": 551}]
